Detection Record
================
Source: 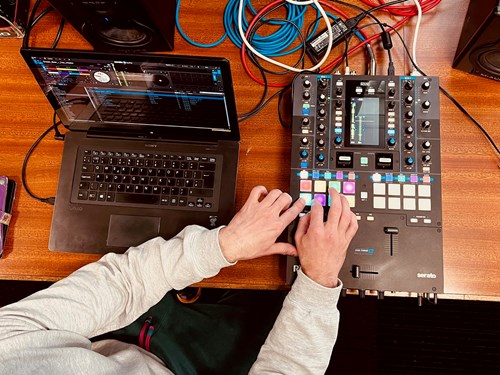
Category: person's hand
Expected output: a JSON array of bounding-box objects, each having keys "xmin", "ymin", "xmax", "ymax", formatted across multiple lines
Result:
[
  {"xmin": 294, "ymin": 188, "xmax": 358, "ymax": 288},
  {"xmin": 218, "ymin": 186, "xmax": 305, "ymax": 263}
]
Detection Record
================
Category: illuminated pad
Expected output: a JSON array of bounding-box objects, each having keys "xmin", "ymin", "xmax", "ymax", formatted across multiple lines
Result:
[
  {"xmin": 329, "ymin": 181, "xmax": 341, "ymax": 192},
  {"xmin": 300, "ymin": 180, "xmax": 312, "ymax": 192},
  {"xmin": 314, "ymin": 180, "xmax": 327, "ymax": 193},
  {"xmin": 300, "ymin": 193, "xmax": 312, "ymax": 206},
  {"xmin": 342, "ymin": 181, "xmax": 355, "ymax": 194},
  {"xmin": 313, "ymin": 193, "xmax": 327, "ymax": 206}
]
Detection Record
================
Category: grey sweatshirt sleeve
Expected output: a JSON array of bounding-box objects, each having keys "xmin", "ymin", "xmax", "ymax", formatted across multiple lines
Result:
[
  {"xmin": 249, "ymin": 269, "xmax": 342, "ymax": 374},
  {"xmin": 0, "ymin": 225, "xmax": 232, "ymax": 341}
]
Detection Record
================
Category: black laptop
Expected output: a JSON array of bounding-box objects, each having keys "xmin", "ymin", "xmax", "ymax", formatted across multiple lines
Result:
[{"xmin": 21, "ymin": 48, "xmax": 240, "ymax": 254}]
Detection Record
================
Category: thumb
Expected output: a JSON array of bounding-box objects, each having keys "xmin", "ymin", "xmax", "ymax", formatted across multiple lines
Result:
[{"xmin": 266, "ymin": 242, "xmax": 298, "ymax": 257}]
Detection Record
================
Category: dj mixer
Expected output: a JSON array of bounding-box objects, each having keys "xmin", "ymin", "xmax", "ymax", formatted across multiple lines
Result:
[{"xmin": 287, "ymin": 73, "xmax": 444, "ymax": 294}]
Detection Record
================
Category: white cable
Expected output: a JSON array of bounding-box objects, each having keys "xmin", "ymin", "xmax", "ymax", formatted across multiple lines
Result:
[
  {"xmin": 238, "ymin": 0, "xmax": 333, "ymax": 73},
  {"xmin": 410, "ymin": 0, "xmax": 422, "ymax": 75}
]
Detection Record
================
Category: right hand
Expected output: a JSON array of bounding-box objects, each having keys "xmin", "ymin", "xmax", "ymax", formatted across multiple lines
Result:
[{"xmin": 294, "ymin": 188, "xmax": 358, "ymax": 288}]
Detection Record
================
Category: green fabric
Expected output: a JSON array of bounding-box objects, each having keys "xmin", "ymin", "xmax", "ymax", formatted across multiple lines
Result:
[{"xmin": 96, "ymin": 289, "xmax": 286, "ymax": 375}]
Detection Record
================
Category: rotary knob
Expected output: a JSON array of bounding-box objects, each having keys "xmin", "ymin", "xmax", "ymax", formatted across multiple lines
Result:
[
  {"xmin": 319, "ymin": 93, "xmax": 327, "ymax": 102},
  {"xmin": 422, "ymin": 154, "xmax": 432, "ymax": 163},
  {"xmin": 300, "ymin": 150, "xmax": 308, "ymax": 158},
  {"xmin": 405, "ymin": 126, "xmax": 414, "ymax": 134},
  {"xmin": 405, "ymin": 141, "xmax": 414, "ymax": 150},
  {"xmin": 422, "ymin": 140, "xmax": 431, "ymax": 149},
  {"xmin": 335, "ymin": 100, "xmax": 342, "ymax": 108},
  {"xmin": 300, "ymin": 137, "xmax": 309, "ymax": 145},
  {"xmin": 404, "ymin": 80, "xmax": 414, "ymax": 90},
  {"xmin": 317, "ymin": 138, "xmax": 325, "ymax": 147},
  {"xmin": 387, "ymin": 138, "xmax": 396, "ymax": 147},
  {"xmin": 422, "ymin": 100, "xmax": 431, "ymax": 110},
  {"xmin": 316, "ymin": 153, "xmax": 325, "ymax": 162},
  {"xmin": 388, "ymin": 101, "xmax": 396, "ymax": 109},
  {"xmin": 317, "ymin": 123, "xmax": 326, "ymax": 132},
  {"xmin": 319, "ymin": 78, "xmax": 328, "ymax": 88},
  {"xmin": 335, "ymin": 87, "xmax": 343, "ymax": 96},
  {"xmin": 318, "ymin": 108, "xmax": 326, "ymax": 117},
  {"xmin": 334, "ymin": 136, "xmax": 342, "ymax": 145},
  {"xmin": 405, "ymin": 156, "xmax": 414, "ymax": 165},
  {"xmin": 422, "ymin": 81, "xmax": 431, "ymax": 90},
  {"xmin": 303, "ymin": 79, "xmax": 311, "ymax": 88},
  {"xmin": 422, "ymin": 120, "xmax": 431, "ymax": 129},
  {"xmin": 405, "ymin": 95, "xmax": 414, "ymax": 105},
  {"xmin": 302, "ymin": 117, "xmax": 310, "ymax": 126},
  {"xmin": 303, "ymin": 91, "xmax": 311, "ymax": 100},
  {"xmin": 388, "ymin": 88, "xmax": 396, "ymax": 97},
  {"xmin": 405, "ymin": 111, "xmax": 414, "ymax": 119}
]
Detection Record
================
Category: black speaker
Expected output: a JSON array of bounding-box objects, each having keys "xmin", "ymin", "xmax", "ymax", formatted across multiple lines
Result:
[
  {"xmin": 453, "ymin": 0, "xmax": 500, "ymax": 81},
  {"xmin": 48, "ymin": 0, "xmax": 176, "ymax": 52}
]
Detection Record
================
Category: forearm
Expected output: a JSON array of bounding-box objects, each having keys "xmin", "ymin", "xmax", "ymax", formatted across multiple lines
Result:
[
  {"xmin": 250, "ymin": 270, "xmax": 342, "ymax": 374},
  {"xmin": 0, "ymin": 225, "xmax": 231, "ymax": 340}
]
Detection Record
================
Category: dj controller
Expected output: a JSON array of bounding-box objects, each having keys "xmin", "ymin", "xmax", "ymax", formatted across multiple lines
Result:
[{"xmin": 287, "ymin": 74, "xmax": 444, "ymax": 295}]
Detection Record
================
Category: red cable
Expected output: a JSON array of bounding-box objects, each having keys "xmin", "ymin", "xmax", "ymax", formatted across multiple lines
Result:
[{"xmin": 359, "ymin": 0, "xmax": 441, "ymax": 16}]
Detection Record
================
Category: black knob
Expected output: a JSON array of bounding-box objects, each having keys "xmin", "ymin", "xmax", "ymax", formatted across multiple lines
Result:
[
  {"xmin": 316, "ymin": 153, "xmax": 325, "ymax": 162},
  {"xmin": 302, "ymin": 117, "xmax": 310, "ymax": 126},
  {"xmin": 388, "ymin": 101, "xmax": 396, "ymax": 109},
  {"xmin": 405, "ymin": 95, "xmax": 414, "ymax": 104},
  {"xmin": 336, "ymin": 87, "xmax": 342, "ymax": 96},
  {"xmin": 301, "ymin": 137, "xmax": 309, "ymax": 145},
  {"xmin": 405, "ymin": 111, "xmax": 414, "ymax": 119},
  {"xmin": 422, "ymin": 120, "xmax": 431, "ymax": 129},
  {"xmin": 319, "ymin": 78, "xmax": 328, "ymax": 88},
  {"xmin": 405, "ymin": 141, "xmax": 414, "ymax": 150},
  {"xmin": 317, "ymin": 123, "xmax": 326, "ymax": 132},
  {"xmin": 300, "ymin": 150, "xmax": 308, "ymax": 158},
  {"xmin": 405, "ymin": 156, "xmax": 414, "ymax": 165},
  {"xmin": 303, "ymin": 91, "xmax": 311, "ymax": 100},
  {"xmin": 422, "ymin": 140, "xmax": 431, "ymax": 149},
  {"xmin": 422, "ymin": 154, "xmax": 432, "ymax": 163},
  {"xmin": 388, "ymin": 138, "xmax": 396, "ymax": 147},
  {"xmin": 303, "ymin": 79, "xmax": 311, "ymax": 88},
  {"xmin": 319, "ymin": 93, "xmax": 327, "ymax": 102},
  {"xmin": 388, "ymin": 88, "xmax": 396, "ymax": 97},
  {"xmin": 405, "ymin": 80, "xmax": 414, "ymax": 90},
  {"xmin": 335, "ymin": 100, "xmax": 342, "ymax": 108},
  {"xmin": 334, "ymin": 136, "xmax": 342, "ymax": 145},
  {"xmin": 422, "ymin": 100, "xmax": 431, "ymax": 110},
  {"xmin": 405, "ymin": 126, "xmax": 414, "ymax": 134},
  {"xmin": 317, "ymin": 139, "xmax": 325, "ymax": 147},
  {"xmin": 318, "ymin": 108, "xmax": 326, "ymax": 117},
  {"xmin": 422, "ymin": 81, "xmax": 431, "ymax": 90}
]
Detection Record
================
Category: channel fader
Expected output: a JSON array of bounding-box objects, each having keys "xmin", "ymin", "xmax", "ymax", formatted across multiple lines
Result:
[{"xmin": 287, "ymin": 74, "xmax": 443, "ymax": 295}]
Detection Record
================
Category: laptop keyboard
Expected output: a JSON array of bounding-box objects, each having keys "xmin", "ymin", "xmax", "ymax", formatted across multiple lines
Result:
[{"xmin": 76, "ymin": 149, "xmax": 219, "ymax": 210}]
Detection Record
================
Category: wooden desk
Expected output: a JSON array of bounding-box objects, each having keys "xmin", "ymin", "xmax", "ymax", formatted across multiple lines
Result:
[{"xmin": 0, "ymin": 0, "xmax": 499, "ymax": 298}]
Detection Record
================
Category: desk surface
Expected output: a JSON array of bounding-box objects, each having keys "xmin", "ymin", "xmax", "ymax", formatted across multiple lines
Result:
[{"xmin": 0, "ymin": 0, "xmax": 499, "ymax": 298}]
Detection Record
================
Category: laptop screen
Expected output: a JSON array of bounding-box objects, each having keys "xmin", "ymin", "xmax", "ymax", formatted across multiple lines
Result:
[{"xmin": 21, "ymin": 48, "xmax": 239, "ymax": 141}]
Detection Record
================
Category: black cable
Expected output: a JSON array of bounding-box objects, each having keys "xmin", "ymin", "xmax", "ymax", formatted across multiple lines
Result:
[
  {"xmin": 22, "ymin": 0, "xmax": 43, "ymax": 48},
  {"xmin": 384, "ymin": 23, "xmax": 500, "ymax": 160},
  {"xmin": 21, "ymin": 117, "xmax": 63, "ymax": 205},
  {"xmin": 51, "ymin": 18, "xmax": 65, "ymax": 49},
  {"xmin": 30, "ymin": 6, "xmax": 53, "ymax": 27}
]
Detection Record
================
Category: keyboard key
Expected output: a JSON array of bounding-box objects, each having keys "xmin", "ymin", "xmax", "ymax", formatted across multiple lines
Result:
[{"xmin": 116, "ymin": 193, "xmax": 161, "ymax": 205}]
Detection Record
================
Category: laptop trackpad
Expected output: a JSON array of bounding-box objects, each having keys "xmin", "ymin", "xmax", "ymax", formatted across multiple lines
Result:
[{"xmin": 107, "ymin": 214, "xmax": 160, "ymax": 248}]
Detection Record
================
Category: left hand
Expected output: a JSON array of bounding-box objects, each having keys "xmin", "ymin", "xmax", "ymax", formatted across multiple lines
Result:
[{"xmin": 218, "ymin": 186, "xmax": 305, "ymax": 263}]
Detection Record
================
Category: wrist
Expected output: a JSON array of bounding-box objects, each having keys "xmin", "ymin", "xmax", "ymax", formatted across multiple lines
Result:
[{"xmin": 218, "ymin": 226, "xmax": 239, "ymax": 263}]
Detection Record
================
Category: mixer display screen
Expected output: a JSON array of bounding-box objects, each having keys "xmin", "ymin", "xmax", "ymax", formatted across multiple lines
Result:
[{"xmin": 348, "ymin": 97, "xmax": 382, "ymax": 147}]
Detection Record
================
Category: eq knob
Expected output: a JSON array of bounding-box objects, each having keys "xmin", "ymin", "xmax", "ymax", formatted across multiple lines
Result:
[
  {"xmin": 405, "ymin": 80, "xmax": 414, "ymax": 90},
  {"xmin": 388, "ymin": 138, "xmax": 396, "ymax": 147},
  {"xmin": 422, "ymin": 100, "xmax": 431, "ymax": 110},
  {"xmin": 422, "ymin": 154, "xmax": 432, "ymax": 163},
  {"xmin": 317, "ymin": 123, "xmax": 326, "ymax": 132},
  {"xmin": 405, "ymin": 111, "xmax": 414, "ymax": 119},
  {"xmin": 405, "ymin": 95, "xmax": 414, "ymax": 104},
  {"xmin": 319, "ymin": 93, "xmax": 327, "ymax": 102},
  {"xmin": 302, "ymin": 117, "xmax": 310, "ymax": 126},
  {"xmin": 319, "ymin": 78, "xmax": 328, "ymax": 88},
  {"xmin": 301, "ymin": 137, "xmax": 309, "ymax": 145},
  {"xmin": 303, "ymin": 91, "xmax": 311, "ymax": 100},
  {"xmin": 335, "ymin": 100, "xmax": 342, "ymax": 108},
  {"xmin": 334, "ymin": 136, "xmax": 342, "ymax": 145},
  {"xmin": 316, "ymin": 153, "xmax": 325, "ymax": 162},
  {"xmin": 388, "ymin": 88, "xmax": 396, "ymax": 97},
  {"xmin": 422, "ymin": 140, "xmax": 431, "ymax": 149},
  {"xmin": 405, "ymin": 156, "xmax": 414, "ymax": 165},
  {"xmin": 405, "ymin": 126, "xmax": 414, "ymax": 134},
  {"xmin": 300, "ymin": 150, "xmax": 309, "ymax": 158},
  {"xmin": 303, "ymin": 79, "xmax": 311, "ymax": 88},
  {"xmin": 388, "ymin": 101, "xmax": 396, "ymax": 109},
  {"xmin": 318, "ymin": 108, "xmax": 326, "ymax": 117},
  {"xmin": 335, "ymin": 87, "xmax": 343, "ymax": 96},
  {"xmin": 317, "ymin": 138, "xmax": 325, "ymax": 147},
  {"xmin": 422, "ymin": 81, "xmax": 431, "ymax": 90},
  {"xmin": 405, "ymin": 141, "xmax": 414, "ymax": 150},
  {"xmin": 422, "ymin": 120, "xmax": 431, "ymax": 129}
]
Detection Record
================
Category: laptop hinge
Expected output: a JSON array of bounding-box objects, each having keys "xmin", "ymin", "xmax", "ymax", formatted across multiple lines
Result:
[{"xmin": 86, "ymin": 128, "xmax": 218, "ymax": 145}]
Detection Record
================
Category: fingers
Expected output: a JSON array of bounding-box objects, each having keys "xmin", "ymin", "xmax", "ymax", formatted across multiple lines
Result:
[
  {"xmin": 244, "ymin": 185, "xmax": 268, "ymax": 207},
  {"xmin": 266, "ymin": 242, "xmax": 298, "ymax": 257},
  {"xmin": 327, "ymin": 188, "xmax": 342, "ymax": 227},
  {"xmin": 295, "ymin": 210, "xmax": 311, "ymax": 241},
  {"xmin": 309, "ymin": 198, "xmax": 325, "ymax": 229},
  {"xmin": 279, "ymin": 198, "xmax": 305, "ymax": 225}
]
